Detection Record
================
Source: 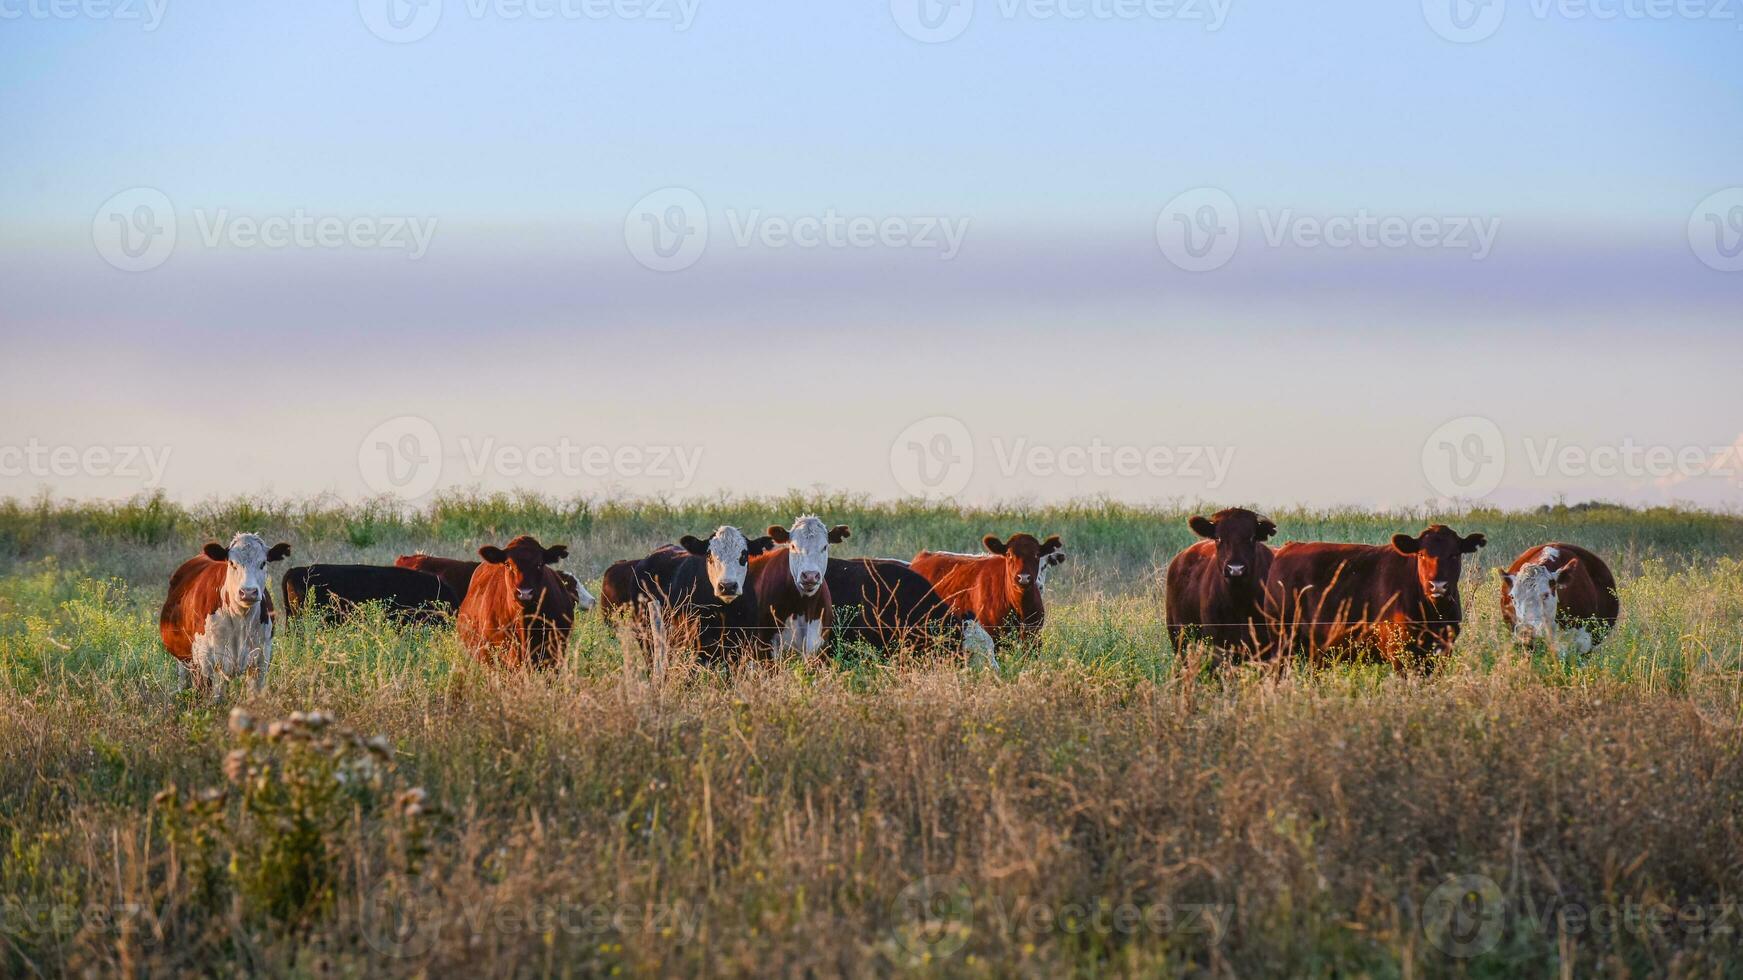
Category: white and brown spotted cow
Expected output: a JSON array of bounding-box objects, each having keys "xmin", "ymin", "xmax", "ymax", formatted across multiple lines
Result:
[{"xmin": 159, "ymin": 533, "xmax": 292, "ymax": 697}]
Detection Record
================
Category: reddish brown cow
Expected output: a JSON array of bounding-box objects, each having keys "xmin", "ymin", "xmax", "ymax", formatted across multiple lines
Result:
[
  {"xmin": 1165, "ymin": 508, "xmax": 1277, "ymax": 657},
  {"xmin": 455, "ymin": 536, "xmax": 576, "ymax": 669},
  {"xmin": 1499, "ymin": 543, "xmax": 1620, "ymax": 658},
  {"xmin": 1263, "ymin": 525, "xmax": 1486, "ymax": 668},
  {"xmin": 159, "ymin": 532, "xmax": 292, "ymax": 697},
  {"xmin": 911, "ymin": 532, "xmax": 1065, "ymax": 644},
  {"xmin": 745, "ymin": 516, "xmax": 849, "ymax": 659}
]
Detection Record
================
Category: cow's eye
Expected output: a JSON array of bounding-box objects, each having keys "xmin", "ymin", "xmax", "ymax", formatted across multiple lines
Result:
[{"xmin": 738, "ymin": 554, "xmax": 748, "ymax": 566}]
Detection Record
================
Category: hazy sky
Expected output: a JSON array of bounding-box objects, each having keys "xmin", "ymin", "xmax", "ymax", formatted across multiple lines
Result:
[{"xmin": 2, "ymin": 0, "xmax": 1740, "ymax": 509}]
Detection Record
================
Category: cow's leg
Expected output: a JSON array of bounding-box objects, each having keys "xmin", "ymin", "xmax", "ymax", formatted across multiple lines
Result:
[
  {"xmin": 175, "ymin": 658, "xmax": 194, "ymax": 692},
  {"xmin": 253, "ymin": 640, "xmax": 271, "ymax": 693}
]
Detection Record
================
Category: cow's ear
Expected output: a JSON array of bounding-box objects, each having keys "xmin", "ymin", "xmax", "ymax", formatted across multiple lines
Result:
[
  {"xmin": 1039, "ymin": 534, "xmax": 1063, "ymax": 556},
  {"xmin": 1552, "ymin": 557, "xmax": 1579, "ymax": 584},
  {"xmin": 1188, "ymin": 515, "xmax": 1217, "ymax": 539},
  {"xmin": 1499, "ymin": 569, "xmax": 1515, "ymax": 586},
  {"xmin": 1460, "ymin": 532, "xmax": 1487, "ymax": 553},
  {"xmin": 202, "ymin": 542, "xmax": 229, "ymax": 562},
  {"xmin": 766, "ymin": 525, "xmax": 791, "ymax": 544},
  {"xmin": 680, "ymin": 535, "xmax": 711, "ymax": 556},
  {"xmin": 478, "ymin": 545, "xmax": 508, "ymax": 564},
  {"xmin": 1255, "ymin": 518, "xmax": 1277, "ymax": 542},
  {"xmin": 746, "ymin": 535, "xmax": 776, "ymax": 556},
  {"xmin": 543, "ymin": 544, "xmax": 569, "ymax": 564},
  {"xmin": 1390, "ymin": 533, "xmax": 1421, "ymax": 555},
  {"xmin": 267, "ymin": 542, "xmax": 292, "ymax": 563},
  {"xmin": 982, "ymin": 535, "xmax": 1008, "ymax": 555},
  {"xmin": 828, "ymin": 524, "xmax": 851, "ymax": 544}
]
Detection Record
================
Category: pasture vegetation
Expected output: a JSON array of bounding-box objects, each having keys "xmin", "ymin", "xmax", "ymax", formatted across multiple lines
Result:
[{"xmin": 3, "ymin": 491, "xmax": 1743, "ymax": 977}]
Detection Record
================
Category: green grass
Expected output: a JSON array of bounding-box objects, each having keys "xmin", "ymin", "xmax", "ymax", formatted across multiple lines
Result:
[{"xmin": 3, "ymin": 493, "xmax": 1743, "ymax": 976}]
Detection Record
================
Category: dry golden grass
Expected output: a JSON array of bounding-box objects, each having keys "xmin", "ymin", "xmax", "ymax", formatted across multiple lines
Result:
[{"xmin": 3, "ymin": 494, "xmax": 1743, "ymax": 976}]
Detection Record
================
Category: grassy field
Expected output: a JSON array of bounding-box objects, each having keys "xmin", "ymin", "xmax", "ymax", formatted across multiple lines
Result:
[{"xmin": 3, "ymin": 492, "xmax": 1743, "ymax": 977}]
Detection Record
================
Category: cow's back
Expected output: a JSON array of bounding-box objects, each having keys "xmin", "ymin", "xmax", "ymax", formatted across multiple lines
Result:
[
  {"xmin": 1264, "ymin": 542, "xmax": 1426, "ymax": 658},
  {"xmin": 910, "ymin": 551, "xmax": 998, "ymax": 622},
  {"xmin": 160, "ymin": 555, "xmax": 226, "ymax": 663},
  {"xmin": 828, "ymin": 557, "xmax": 957, "ymax": 651},
  {"xmin": 395, "ymin": 554, "xmax": 479, "ymax": 600}
]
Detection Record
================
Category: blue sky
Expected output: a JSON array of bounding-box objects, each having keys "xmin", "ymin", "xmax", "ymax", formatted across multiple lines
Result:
[{"xmin": 2, "ymin": 0, "xmax": 1740, "ymax": 508}]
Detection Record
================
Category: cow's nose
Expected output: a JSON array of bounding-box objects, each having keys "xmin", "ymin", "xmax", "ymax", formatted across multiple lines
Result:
[
  {"xmin": 718, "ymin": 582, "xmax": 739, "ymax": 597},
  {"xmin": 516, "ymin": 588, "xmax": 535, "ymax": 602},
  {"xmin": 1225, "ymin": 563, "xmax": 1245, "ymax": 577},
  {"xmin": 237, "ymin": 588, "xmax": 260, "ymax": 603},
  {"xmin": 799, "ymin": 572, "xmax": 820, "ymax": 589},
  {"xmin": 1428, "ymin": 581, "xmax": 1450, "ymax": 595},
  {"xmin": 1017, "ymin": 574, "xmax": 1033, "ymax": 586}
]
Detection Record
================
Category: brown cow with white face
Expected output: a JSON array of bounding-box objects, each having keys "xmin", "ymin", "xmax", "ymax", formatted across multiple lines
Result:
[
  {"xmin": 745, "ymin": 516, "xmax": 849, "ymax": 659},
  {"xmin": 456, "ymin": 535, "xmax": 576, "ymax": 669},
  {"xmin": 159, "ymin": 532, "xmax": 292, "ymax": 697},
  {"xmin": 911, "ymin": 532, "xmax": 1065, "ymax": 644},
  {"xmin": 1499, "ymin": 543, "xmax": 1620, "ymax": 659},
  {"xmin": 1263, "ymin": 525, "xmax": 1486, "ymax": 668}
]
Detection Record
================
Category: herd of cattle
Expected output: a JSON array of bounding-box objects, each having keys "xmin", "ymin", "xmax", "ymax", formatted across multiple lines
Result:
[{"xmin": 155, "ymin": 509, "xmax": 1621, "ymax": 696}]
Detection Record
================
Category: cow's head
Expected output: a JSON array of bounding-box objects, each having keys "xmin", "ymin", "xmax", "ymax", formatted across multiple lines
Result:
[
  {"xmin": 479, "ymin": 535, "xmax": 569, "ymax": 611},
  {"xmin": 1391, "ymin": 525, "xmax": 1486, "ymax": 603},
  {"xmin": 1500, "ymin": 555, "xmax": 1579, "ymax": 644},
  {"xmin": 767, "ymin": 516, "xmax": 848, "ymax": 597},
  {"xmin": 202, "ymin": 533, "xmax": 291, "ymax": 614},
  {"xmin": 1188, "ymin": 508, "xmax": 1276, "ymax": 582},
  {"xmin": 983, "ymin": 532, "xmax": 1065, "ymax": 599},
  {"xmin": 681, "ymin": 526, "xmax": 775, "ymax": 602}
]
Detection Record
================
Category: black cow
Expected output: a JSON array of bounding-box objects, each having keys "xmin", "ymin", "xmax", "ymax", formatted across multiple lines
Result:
[
  {"xmin": 825, "ymin": 557, "xmax": 996, "ymax": 663},
  {"xmin": 282, "ymin": 564, "xmax": 462, "ymax": 623}
]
